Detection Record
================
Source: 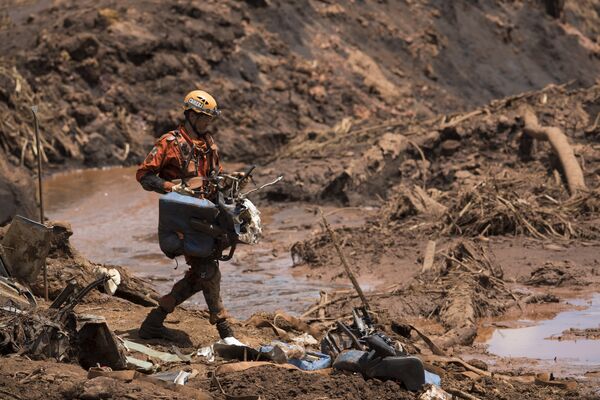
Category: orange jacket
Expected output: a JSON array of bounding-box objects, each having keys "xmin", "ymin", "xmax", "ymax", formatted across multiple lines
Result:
[{"xmin": 136, "ymin": 125, "xmax": 222, "ymax": 193}]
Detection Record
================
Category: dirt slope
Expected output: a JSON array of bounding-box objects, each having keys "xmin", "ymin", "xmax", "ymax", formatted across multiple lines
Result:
[{"xmin": 1, "ymin": 0, "xmax": 600, "ymax": 222}]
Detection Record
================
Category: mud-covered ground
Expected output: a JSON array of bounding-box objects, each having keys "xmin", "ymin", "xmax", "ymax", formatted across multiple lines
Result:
[
  {"xmin": 2, "ymin": 83, "xmax": 600, "ymax": 398},
  {"xmin": 2, "ymin": 0, "xmax": 600, "ymax": 223},
  {"xmin": 2, "ymin": 0, "xmax": 600, "ymax": 399}
]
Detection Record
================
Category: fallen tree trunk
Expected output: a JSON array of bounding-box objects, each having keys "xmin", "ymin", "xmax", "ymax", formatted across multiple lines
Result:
[{"xmin": 521, "ymin": 106, "xmax": 587, "ymax": 195}]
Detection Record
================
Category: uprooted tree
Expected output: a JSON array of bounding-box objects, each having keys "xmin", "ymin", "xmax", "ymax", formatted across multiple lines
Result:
[{"xmin": 520, "ymin": 106, "xmax": 587, "ymax": 195}]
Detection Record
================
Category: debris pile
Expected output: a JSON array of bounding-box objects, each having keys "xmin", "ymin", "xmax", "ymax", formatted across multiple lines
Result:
[
  {"xmin": 522, "ymin": 262, "xmax": 585, "ymax": 287},
  {"xmin": 301, "ymin": 240, "xmax": 516, "ymax": 349},
  {"xmin": 0, "ymin": 273, "xmax": 126, "ymax": 369},
  {"xmin": 383, "ymin": 185, "xmax": 446, "ymax": 222},
  {"xmin": 440, "ymin": 178, "xmax": 595, "ymax": 239}
]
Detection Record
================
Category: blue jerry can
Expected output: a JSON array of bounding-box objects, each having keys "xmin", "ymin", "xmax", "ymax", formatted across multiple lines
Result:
[{"xmin": 158, "ymin": 192, "xmax": 220, "ymax": 258}]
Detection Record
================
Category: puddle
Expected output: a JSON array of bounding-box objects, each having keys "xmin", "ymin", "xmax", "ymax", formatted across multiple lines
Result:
[
  {"xmin": 43, "ymin": 166, "xmax": 372, "ymax": 318},
  {"xmin": 484, "ymin": 294, "xmax": 600, "ymax": 365}
]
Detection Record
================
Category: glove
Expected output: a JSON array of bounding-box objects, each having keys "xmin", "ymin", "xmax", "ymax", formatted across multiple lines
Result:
[
  {"xmin": 232, "ymin": 172, "xmax": 249, "ymax": 189},
  {"xmin": 171, "ymin": 182, "xmax": 195, "ymax": 196}
]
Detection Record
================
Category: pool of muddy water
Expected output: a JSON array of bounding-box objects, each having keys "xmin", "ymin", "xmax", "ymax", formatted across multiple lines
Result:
[
  {"xmin": 484, "ymin": 294, "xmax": 600, "ymax": 366},
  {"xmin": 43, "ymin": 166, "xmax": 374, "ymax": 318}
]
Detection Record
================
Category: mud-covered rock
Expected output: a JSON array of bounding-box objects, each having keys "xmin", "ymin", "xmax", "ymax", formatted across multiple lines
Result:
[
  {"xmin": 62, "ymin": 33, "xmax": 100, "ymax": 62},
  {"xmin": 0, "ymin": 160, "xmax": 37, "ymax": 226}
]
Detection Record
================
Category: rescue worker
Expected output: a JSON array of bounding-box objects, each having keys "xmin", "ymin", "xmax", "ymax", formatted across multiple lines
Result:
[{"xmin": 135, "ymin": 90, "xmax": 234, "ymax": 340}]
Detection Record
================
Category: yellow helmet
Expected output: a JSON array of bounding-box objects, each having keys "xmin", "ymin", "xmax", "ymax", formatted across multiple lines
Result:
[{"xmin": 183, "ymin": 90, "xmax": 220, "ymax": 117}]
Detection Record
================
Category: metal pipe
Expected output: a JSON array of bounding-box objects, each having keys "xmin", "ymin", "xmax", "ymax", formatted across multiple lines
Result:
[{"xmin": 30, "ymin": 105, "xmax": 48, "ymax": 301}]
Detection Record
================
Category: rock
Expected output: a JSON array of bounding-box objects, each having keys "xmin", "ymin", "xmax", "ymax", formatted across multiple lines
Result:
[
  {"xmin": 309, "ymin": 85, "xmax": 327, "ymax": 102},
  {"xmin": 468, "ymin": 359, "xmax": 489, "ymax": 371},
  {"xmin": 76, "ymin": 58, "xmax": 101, "ymax": 85},
  {"xmin": 71, "ymin": 105, "xmax": 98, "ymax": 127},
  {"xmin": 80, "ymin": 377, "xmax": 117, "ymax": 400},
  {"xmin": 440, "ymin": 140, "xmax": 461, "ymax": 156},
  {"xmin": 0, "ymin": 158, "xmax": 37, "ymax": 226},
  {"xmin": 454, "ymin": 170, "xmax": 474, "ymax": 180},
  {"xmin": 272, "ymin": 79, "xmax": 287, "ymax": 91},
  {"xmin": 63, "ymin": 33, "xmax": 100, "ymax": 61},
  {"xmin": 185, "ymin": 53, "xmax": 211, "ymax": 76},
  {"xmin": 82, "ymin": 133, "xmax": 113, "ymax": 166}
]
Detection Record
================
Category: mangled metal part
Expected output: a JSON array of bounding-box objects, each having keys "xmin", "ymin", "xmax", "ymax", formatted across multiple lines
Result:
[
  {"xmin": 28, "ymin": 317, "xmax": 71, "ymax": 361},
  {"xmin": 0, "ymin": 276, "xmax": 36, "ymax": 309},
  {"xmin": 322, "ymin": 307, "xmax": 427, "ymax": 391},
  {"xmin": 1, "ymin": 215, "xmax": 51, "ymax": 284},
  {"xmin": 77, "ymin": 314, "xmax": 127, "ymax": 370},
  {"xmin": 0, "ymin": 253, "xmax": 10, "ymax": 277},
  {"xmin": 0, "ymin": 275, "xmax": 124, "ymax": 367},
  {"xmin": 0, "ymin": 305, "xmax": 71, "ymax": 361},
  {"xmin": 53, "ymin": 275, "xmax": 110, "ymax": 322}
]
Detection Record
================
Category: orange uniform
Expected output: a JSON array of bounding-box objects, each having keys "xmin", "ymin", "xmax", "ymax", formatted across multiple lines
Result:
[
  {"xmin": 136, "ymin": 124, "xmax": 230, "ymax": 333},
  {"xmin": 136, "ymin": 125, "xmax": 222, "ymax": 195}
]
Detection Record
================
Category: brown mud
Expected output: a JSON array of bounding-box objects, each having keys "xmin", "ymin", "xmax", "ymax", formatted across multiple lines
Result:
[
  {"xmin": 2, "ymin": 0, "xmax": 600, "ymax": 221},
  {"xmin": 42, "ymin": 165, "xmax": 377, "ymax": 317}
]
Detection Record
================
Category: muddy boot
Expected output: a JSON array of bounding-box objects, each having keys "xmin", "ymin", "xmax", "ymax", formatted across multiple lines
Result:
[
  {"xmin": 216, "ymin": 320, "xmax": 234, "ymax": 339},
  {"xmin": 138, "ymin": 308, "xmax": 179, "ymax": 341}
]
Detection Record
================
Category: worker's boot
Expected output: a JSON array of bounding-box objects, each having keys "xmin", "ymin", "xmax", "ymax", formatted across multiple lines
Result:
[
  {"xmin": 216, "ymin": 319, "xmax": 234, "ymax": 339},
  {"xmin": 138, "ymin": 308, "xmax": 179, "ymax": 341}
]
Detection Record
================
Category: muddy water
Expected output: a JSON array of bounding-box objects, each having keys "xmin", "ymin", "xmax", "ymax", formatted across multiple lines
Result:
[
  {"xmin": 484, "ymin": 295, "xmax": 600, "ymax": 365},
  {"xmin": 43, "ymin": 166, "xmax": 372, "ymax": 318}
]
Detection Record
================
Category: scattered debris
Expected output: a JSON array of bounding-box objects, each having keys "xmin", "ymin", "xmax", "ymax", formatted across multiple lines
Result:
[
  {"xmin": 321, "ymin": 307, "xmax": 432, "ymax": 391},
  {"xmin": 0, "ymin": 275, "xmax": 125, "ymax": 368},
  {"xmin": 384, "ymin": 186, "xmax": 447, "ymax": 222},
  {"xmin": 123, "ymin": 340, "xmax": 191, "ymax": 364},
  {"xmin": 151, "ymin": 369, "xmax": 195, "ymax": 385},
  {"xmin": 550, "ymin": 327, "xmax": 600, "ymax": 341},
  {"xmin": 197, "ymin": 336, "xmax": 246, "ymax": 363},
  {"xmin": 534, "ymin": 372, "xmax": 577, "ymax": 390},
  {"xmin": 419, "ymin": 385, "xmax": 452, "ymax": 400},
  {"xmin": 524, "ymin": 262, "xmax": 582, "ymax": 287},
  {"xmin": 441, "ymin": 178, "xmax": 586, "ymax": 239}
]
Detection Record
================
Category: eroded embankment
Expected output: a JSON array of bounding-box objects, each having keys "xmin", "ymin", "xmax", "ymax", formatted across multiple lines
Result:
[{"xmin": 2, "ymin": 0, "xmax": 600, "ymax": 223}]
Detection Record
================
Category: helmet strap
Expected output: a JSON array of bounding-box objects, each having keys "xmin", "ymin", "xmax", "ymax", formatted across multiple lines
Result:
[{"xmin": 184, "ymin": 111, "xmax": 202, "ymax": 139}]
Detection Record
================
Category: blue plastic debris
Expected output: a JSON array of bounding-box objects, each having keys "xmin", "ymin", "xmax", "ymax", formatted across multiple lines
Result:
[
  {"xmin": 424, "ymin": 370, "xmax": 442, "ymax": 386},
  {"xmin": 287, "ymin": 351, "xmax": 331, "ymax": 371}
]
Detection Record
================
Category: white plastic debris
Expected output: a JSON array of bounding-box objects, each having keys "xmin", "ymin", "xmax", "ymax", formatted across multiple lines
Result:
[
  {"xmin": 196, "ymin": 336, "xmax": 247, "ymax": 363},
  {"xmin": 151, "ymin": 370, "xmax": 192, "ymax": 385},
  {"xmin": 236, "ymin": 199, "xmax": 262, "ymax": 244},
  {"xmin": 418, "ymin": 385, "xmax": 452, "ymax": 400},
  {"xmin": 126, "ymin": 356, "xmax": 155, "ymax": 372},
  {"xmin": 123, "ymin": 340, "xmax": 189, "ymax": 363},
  {"xmin": 291, "ymin": 333, "xmax": 318, "ymax": 346},
  {"xmin": 94, "ymin": 266, "xmax": 121, "ymax": 295}
]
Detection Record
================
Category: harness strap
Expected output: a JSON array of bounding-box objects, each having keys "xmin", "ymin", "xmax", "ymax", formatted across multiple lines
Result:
[{"xmin": 174, "ymin": 128, "xmax": 217, "ymax": 183}]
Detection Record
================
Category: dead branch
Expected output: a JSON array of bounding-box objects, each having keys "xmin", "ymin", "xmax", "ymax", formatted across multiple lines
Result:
[
  {"xmin": 446, "ymin": 388, "xmax": 482, "ymax": 400},
  {"xmin": 521, "ymin": 106, "xmax": 587, "ymax": 195},
  {"xmin": 319, "ymin": 209, "xmax": 370, "ymax": 310}
]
